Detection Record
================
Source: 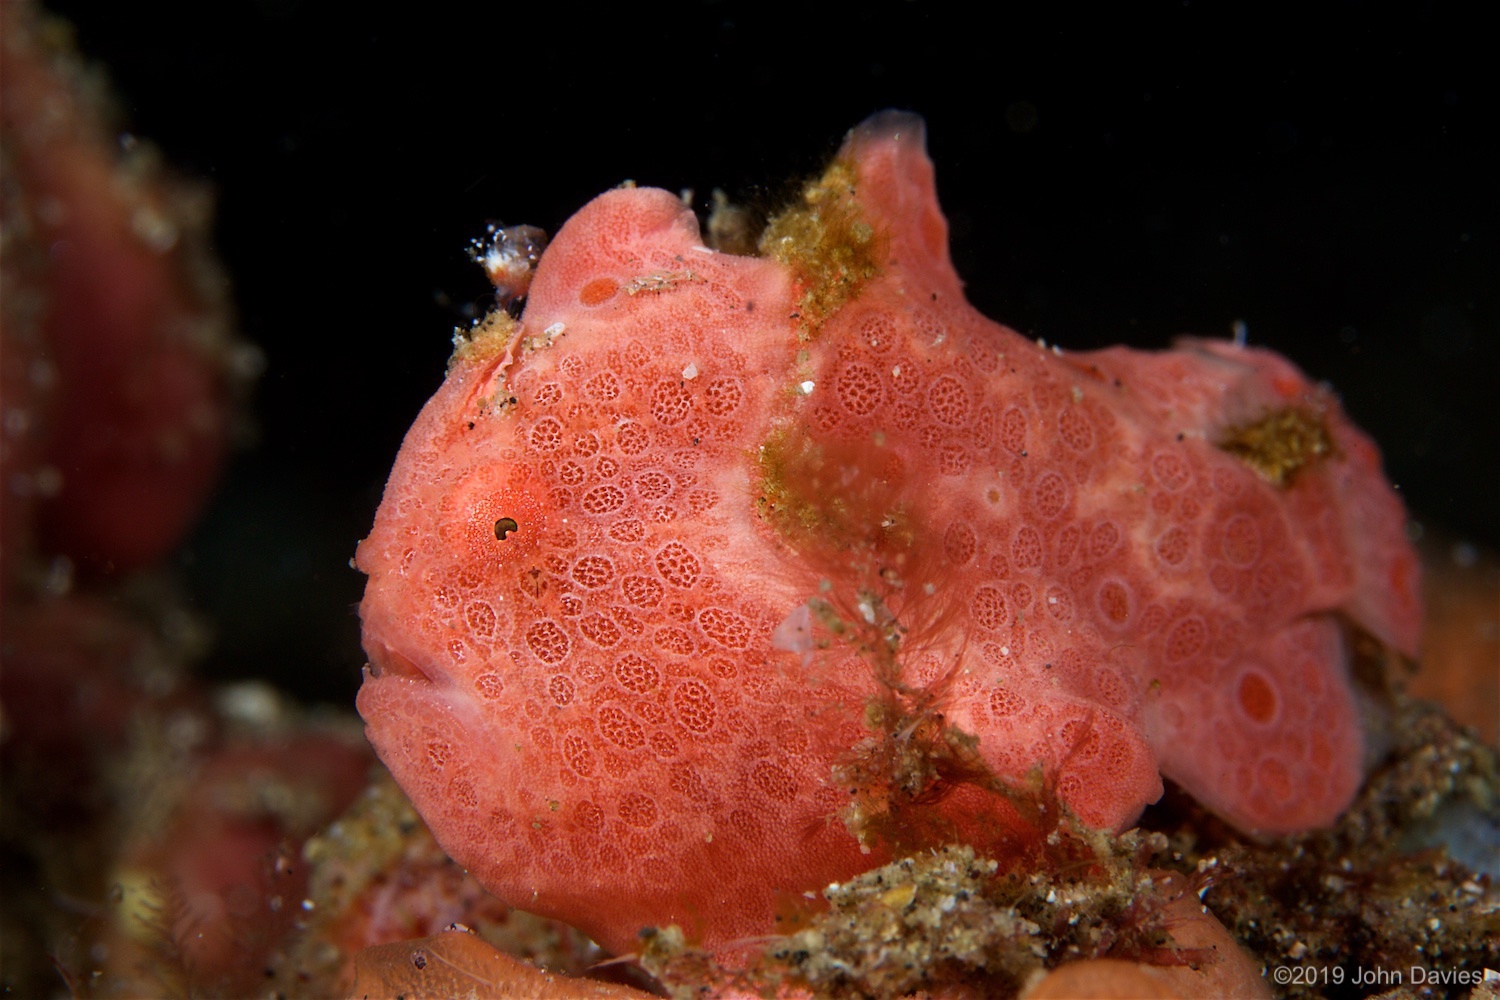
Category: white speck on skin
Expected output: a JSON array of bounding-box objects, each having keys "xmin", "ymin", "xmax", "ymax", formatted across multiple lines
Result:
[
  {"xmin": 682, "ymin": 362, "xmax": 699, "ymax": 380},
  {"xmin": 798, "ymin": 380, "xmax": 815, "ymax": 395}
]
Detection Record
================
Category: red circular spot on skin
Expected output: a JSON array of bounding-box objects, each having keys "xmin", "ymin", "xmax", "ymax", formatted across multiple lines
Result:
[
  {"xmin": 703, "ymin": 378, "xmax": 743, "ymax": 418},
  {"xmin": 1012, "ymin": 525, "xmax": 1044, "ymax": 570},
  {"xmin": 614, "ymin": 653, "xmax": 659, "ymax": 694},
  {"xmin": 586, "ymin": 529, "xmax": 630, "ymax": 556},
  {"xmin": 525, "ymin": 620, "xmax": 571, "ymax": 664},
  {"xmin": 1032, "ymin": 472, "xmax": 1069, "ymax": 519},
  {"xmin": 1000, "ymin": 407, "xmax": 1027, "ymax": 453},
  {"xmin": 1010, "ymin": 581, "xmax": 1033, "ymax": 611},
  {"xmin": 618, "ymin": 791, "xmax": 658, "ymax": 827},
  {"xmin": 1237, "ymin": 671, "xmax": 1278, "ymax": 724},
  {"xmin": 584, "ymin": 372, "xmax": 620, "ymax": 401},
  {"xmin": 616, "ymin": 421, "xmax": 650, "ymax": 455},
  {"xmin": 969, "ymin": 340, "xmax": 998, "ymax": 373},
  {"xmin": 1097, "ymin": 580, "xmax": 1132, "ymax": 626},
  {"xmin": 425, "ymin": 738, "xmax": 453, "ymax": 771},
  {"xmin": 654, "ymin": 626, "xmax": 696, "ymax": 656},
  {"xmin": 622, "ymin": 574, "xmax": 665, "ymax": 608},
  {"xmin": 548, "ymin": 674, "xmax": 575, "ymax": 706},
  {"xmin": 1257, "ymin": 758, "xmax": 1293, "ymax": 802},
  {"xmin": 1309, "ymin": 732, "xmax": 1333, "ymax": 770},
  {"xmin": 836, "ymin": 363, "xmax": 884, "ymax": 416},
  {"xmin": 1043, "ymin": 586, "xmax": 1073, "ymax": 622},
  {"xmin": 1089, "ymin": 521, "xmax": 1121, "ymax": 561},
  {"xmin": 673, "ymin": 679, "xmax": 717, "ymax": 734},
  {"xmin": 465, "ymin": 601, "xmax": 497, "ymax": 638},
  {"xmin": 971, "ymin": 586, "xmax": 1007, "ymax": 630},
  {"xmin": 1151, "ymin": 451, "xmax": 1191, "ymax": 491},
  {"xmin": 655, "ymin": 541, "xmax": 702, "ymax": 588},
  {"xmin": 751, "ymin": 761, "xmax": 797, "ymax": 802},
  {"xmin": 1059, "ymin": 526, "xmax": 1085, "ymax": 568},
  {"xmin": 1163, "ymin": 616, "xmax": 1207, "ymax": 664},
  {"xmin": 578, "ymin": 613, "xmax": 621, "ymax": 647},
  {"xmin": 599, "ymin": 706, "xmax": 645, "ymax": 750},
  {"xmin": 669, "ymin": 765, "xmax": 709, "ymax": 802},
  {"xmin": 649, "ymin": 381, "xmax": 692, "ymax": 425},
  {"xmin": 1155, "ymin": 527, "xmax": 1190, "ymax": 567},
  {"xmin": 1094, "ymin": 667, "xmax": 1129, "ymax": 708},
  {"xmin": 859, "ymin": 314, "xmax": 895, "ymax": 354},
  {"xmin": 944, "ymin": 522, "xmax": 976, "ymax": 564},
  {"xmin": 575, "ymin": 800, "xmax": 605, "ymax": 833},
  {"xmin": 1221, "ymin": 513, "xmax": 1262, "ymax": 567},
  {"xmin": 698, "ymin": 607, "xmax": 751, "ymax": 648},
  {"xmin": 971, "ymin": 409, "xmax": 996, "ymax": 449},
  {"xmin": 927, "ymin": 374, "xmax": 973, "ymax": 426},
  {"xmin": 579, "ymin": 277, "xmax": 618, "ymax": 306},
  {"xmin": 1058, "ymin": 407, "xmax": 1094, "ymax": 452},
  {"xmin": 990, "ymin": 687, "xmax": 1024, "ymax": 717},
  {"xmin": 636, "ymin": 470, "xmax": 674, "ymax": 500},
  {"xmin": 939, "ymin": 442, "xmax": 971, "ymax": 476},
  {"xmin": 571, "ymin": 555, "xmax": 615, "ymax": 588},
  {"xmin": 581, "ymin": 484, "xmax": 626, "ymax": 515},
  {"xmin": 727, "ymin": 809, "xmax": 760, "ymax": 840},
  {"xmin": 529, "ymin": 417, "xmax": 564, "ymax": 452}
]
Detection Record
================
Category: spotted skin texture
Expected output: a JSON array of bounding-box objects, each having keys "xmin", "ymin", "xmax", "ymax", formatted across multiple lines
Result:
[{"xmin": 357, "ymin": 113, "xmax": 1421, "ymax": 958}]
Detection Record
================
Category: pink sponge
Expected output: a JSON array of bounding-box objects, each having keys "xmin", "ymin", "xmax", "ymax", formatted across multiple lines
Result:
[{"xmin": 356, "ymin": 113, "xmax": 1420, "ymax": 957}]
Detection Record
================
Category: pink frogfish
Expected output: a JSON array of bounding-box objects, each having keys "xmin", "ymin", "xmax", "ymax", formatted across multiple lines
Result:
[{"xmin": 356, "ymin": 112, "xmax": 1421, "ymax": 958}]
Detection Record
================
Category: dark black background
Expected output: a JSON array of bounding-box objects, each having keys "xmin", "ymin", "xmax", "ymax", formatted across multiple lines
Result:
[{"xmin": 44, "ymin": 1, "xmax": 1496, "ymax": 704}]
